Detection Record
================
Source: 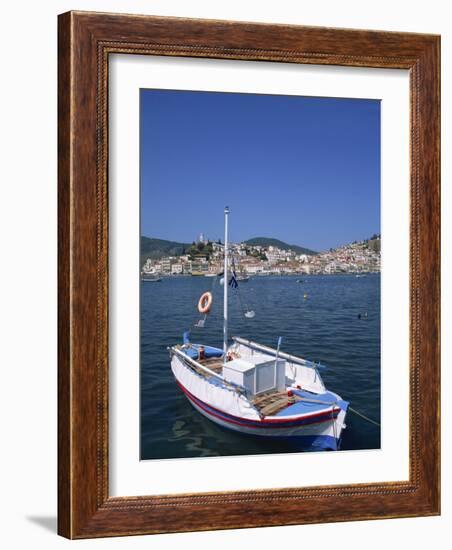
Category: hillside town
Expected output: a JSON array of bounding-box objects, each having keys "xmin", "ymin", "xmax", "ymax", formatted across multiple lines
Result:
[{"xmin": 141, "ymin": 233, "xmax": 380, "ymax": 277}]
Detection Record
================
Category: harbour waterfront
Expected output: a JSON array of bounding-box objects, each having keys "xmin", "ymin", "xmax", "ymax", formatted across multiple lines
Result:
[{"xmin": 141, "ymin": 274, "xmax": 380, "ymax": 459}]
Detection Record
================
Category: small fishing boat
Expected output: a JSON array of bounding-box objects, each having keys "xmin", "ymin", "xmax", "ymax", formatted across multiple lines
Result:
[
  {"xmin": 141, "ymin": 273, "xmax": 162, "ymax": 282},
  {"xmin": 169, "ymin": 207, "xmax": 349, "ymax": 451}
]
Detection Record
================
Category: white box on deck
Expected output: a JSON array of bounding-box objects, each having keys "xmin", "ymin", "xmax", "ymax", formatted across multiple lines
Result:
[{"xmin": 222, "ymin": 354, "xmax": 285, "ymax": 395}]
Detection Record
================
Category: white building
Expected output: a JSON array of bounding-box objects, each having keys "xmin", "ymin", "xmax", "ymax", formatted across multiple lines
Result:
[
  {"xmin": 198, "ymin": 232, "xmax": 207, "ymax": 244},
  {"xmin": 171, "ymin": 263, "xmax": 183, "ymax": 274}
]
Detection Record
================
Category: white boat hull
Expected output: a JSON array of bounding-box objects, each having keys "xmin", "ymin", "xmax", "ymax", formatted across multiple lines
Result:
[{"xmin": 171, "ymin": 354, "xmax": 347, "ymax": 450}]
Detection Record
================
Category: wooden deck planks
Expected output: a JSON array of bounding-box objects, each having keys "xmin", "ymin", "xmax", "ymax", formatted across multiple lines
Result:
[
  {"xmin": 259, "ymin": 398, "xmax": 293, "ymax": 417},
  {"xmin": 198, "ymin": 358, "xmax": 224, "ymax": 373}
]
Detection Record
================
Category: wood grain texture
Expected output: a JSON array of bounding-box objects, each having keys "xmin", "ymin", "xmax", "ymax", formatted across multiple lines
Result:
[
  {"xmin": 57, "ymin": 10, "xmax": 72, "ymax": 538},
  {"xmin": 57, "ymin": 11, "xmax": 440, "ymax": 539}
]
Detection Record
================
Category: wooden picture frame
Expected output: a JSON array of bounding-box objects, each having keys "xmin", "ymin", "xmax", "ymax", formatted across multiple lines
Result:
[{"xmin": 58, "ymin": 11, "xmax": 440, "ymax": 539}]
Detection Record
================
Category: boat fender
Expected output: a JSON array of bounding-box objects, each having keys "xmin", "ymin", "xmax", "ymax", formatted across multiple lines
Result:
[
  {"xmin": 287, "ymin": 390, "xmax": 296, "ymax": 405},
  {"xmin": 198, "ymin": 291, "xmax": 213, "ymax": 314}
]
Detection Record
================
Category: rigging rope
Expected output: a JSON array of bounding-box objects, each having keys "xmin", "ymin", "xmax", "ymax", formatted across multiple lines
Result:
[
  {"xmin": 230, "ymin": 254, "xmax": 255, "ymax": 339},
  {"xmin": 231, "ymin": 256, "xmax": 254, "ymax": 312}
]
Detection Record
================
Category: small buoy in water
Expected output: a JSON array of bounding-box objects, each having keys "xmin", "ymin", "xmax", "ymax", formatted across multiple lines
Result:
[
  {"xmin": 244, "ymin": 310, "xmax": 255, "ymax": 319},
  {"xmin": 303, "ymin": 293, "xmax": 308, "ymax": 299},
  {"xmin": 219, "ymin": 277, "xmax": 224, "ymax": 285},
  {"xmin": 358, "ymin": 312, "xmax": 368, "ymax": 319}
]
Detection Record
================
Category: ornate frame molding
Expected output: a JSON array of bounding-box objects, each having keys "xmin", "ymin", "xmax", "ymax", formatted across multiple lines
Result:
[{"xmin": 58, "ymin": 11, "xmax": 440, "ymax": 538}]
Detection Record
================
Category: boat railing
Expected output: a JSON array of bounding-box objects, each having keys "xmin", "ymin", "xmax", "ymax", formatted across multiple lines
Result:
[
  {"xmin": 232, "ymin": 336, "xmax": 326, "ymax": 370},
  {"xmin": 169, "ymin": 346, "xmax": 247, "ymax": 395}
]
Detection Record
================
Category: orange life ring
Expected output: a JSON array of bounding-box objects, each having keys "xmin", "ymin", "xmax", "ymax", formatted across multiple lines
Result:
[{"xmin": 198, "ymin": 291, "xmax": 213, "ymax": 314}]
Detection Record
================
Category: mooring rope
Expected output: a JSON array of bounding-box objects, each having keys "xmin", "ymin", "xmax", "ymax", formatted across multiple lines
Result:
[
  {"xmin": 296, "ymin": 396, "xmax": 380, "ymax": 428},
  {"xmin": 348, "ymin": 406, "xmax": 381, "ymax": 427}
]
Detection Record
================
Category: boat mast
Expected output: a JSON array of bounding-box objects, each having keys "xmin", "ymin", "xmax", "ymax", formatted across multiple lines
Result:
[{"xmin": 223, "ymin": 206, "xmax": 229, "ymax": 362}]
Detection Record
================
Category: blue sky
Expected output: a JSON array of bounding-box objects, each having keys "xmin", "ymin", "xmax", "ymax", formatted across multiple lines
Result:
[{"xmin": 140, "ymin": 89, "xmax": 380, "ymax": 252}]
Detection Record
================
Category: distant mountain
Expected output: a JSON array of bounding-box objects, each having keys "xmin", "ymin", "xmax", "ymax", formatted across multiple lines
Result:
[
  {"xmin": 141, "ymin": 236, "xmax": 190, "ymax": 264},
  {"xmin": 244, "ymin": 237, "xmax": 317, "ymax": 256},
  {"xmin": 141, "ymin": 235, "xmax": 318, "ymax": 264}
]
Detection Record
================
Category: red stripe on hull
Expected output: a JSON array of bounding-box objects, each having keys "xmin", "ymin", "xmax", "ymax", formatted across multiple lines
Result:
[{"xmin": 175, "ymin": 378, "xmax": 338, "ymax": 429}]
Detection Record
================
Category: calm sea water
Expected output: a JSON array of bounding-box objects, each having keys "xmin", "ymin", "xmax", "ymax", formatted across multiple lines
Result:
[{"xmin": 140, "ymin": 274, "xmax": 380, "ymax": 459}]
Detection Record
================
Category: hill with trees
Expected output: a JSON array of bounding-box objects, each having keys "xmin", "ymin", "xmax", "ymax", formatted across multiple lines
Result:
[
  {"xmin": 244, "ymin": 237, "xmax": 317, "ymax": 256},
  {"xmin": 140, "ymin": 237, "xmax": 190, "ymax": 264}
]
